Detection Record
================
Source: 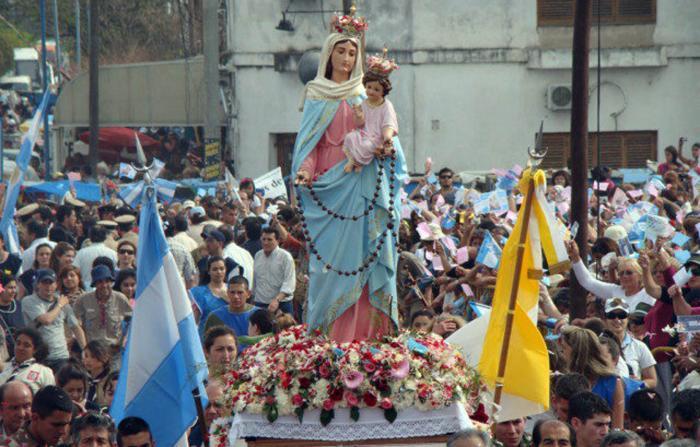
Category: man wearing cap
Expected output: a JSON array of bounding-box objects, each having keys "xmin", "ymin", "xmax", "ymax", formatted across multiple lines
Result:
[
  {"xmin": 20, "ymin": 220, "xmax": 56, "ymax": 272},
  {"xmin": 21, "ymin": 269, "xmax": 86, "ymax": 372},
  {"xmin": 73, "ymin": 226, "xmax": 118, "ymax": 291},
  {"xmin": 197, "ymin": 228, "xmax": 242, "ymax": 285},
  {"xmin": 115, "ymin": 215, "xmax": 139, "ymax": 247},
  {"xmin": 603, "ymin": 297, "xmax": 657, "ymax": 388},
  {"xmin": 73, "ymin": 265, "xmax": 131, "ymax": 345},
  {"xmin": 187, "ymin": 206, "xmax": 209, "ymax": 245},
  {"xmin": 49, "ymin": 205, "xmax": 78, "ymax": 246}
]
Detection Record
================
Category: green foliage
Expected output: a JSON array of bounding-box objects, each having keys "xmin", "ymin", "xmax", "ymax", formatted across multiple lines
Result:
[{"xmin": 0, "ymin": 24, "xmax": 33, "ymax": 74}]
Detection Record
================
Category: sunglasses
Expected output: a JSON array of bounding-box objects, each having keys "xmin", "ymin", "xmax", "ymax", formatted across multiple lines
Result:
[
  {"xmin": 605, "ymin": 312, "xmax": 628, "ymax": 320},
  {"xmin": 119, "ymin": 249, "xmax": 135, "ymax": 255},
  {"xmin": 440, "ymin": 175, "xmax": 453, "ymax": 180}
]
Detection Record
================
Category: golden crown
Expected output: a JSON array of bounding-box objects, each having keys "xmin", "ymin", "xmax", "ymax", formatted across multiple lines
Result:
[
  {"xmin": 331, "ymin": 5, "xmax": 368, "ymax": 37},
  {"xmin": 366, "ymin": 48, "xmax": 399, "ymax": 77}
]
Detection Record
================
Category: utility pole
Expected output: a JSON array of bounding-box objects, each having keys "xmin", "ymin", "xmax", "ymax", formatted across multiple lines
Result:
[
  {"xmin": 52, "ymin": 0, "xmax": 61, "ymax": 85},
  {"xmin": 202, "ymin": 0, "xmax": 220, "ymax": 180},
  {"xmin": 75, "ymin": 0, "xmax": 80, "ymax": 70},
  {"xmin": 40, "ymin": 0, "xmax": 51, "ymax": 179},
  {"xmin": 569, "ymin": 0, "xmax": 592, "ymax": 320},
  {"xmin": 88, "ymin": 0, "xmax": 99, "ymax": 171}
]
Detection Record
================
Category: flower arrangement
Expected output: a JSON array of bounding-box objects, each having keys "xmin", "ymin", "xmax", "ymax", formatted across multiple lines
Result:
[
  {"xmin": 367, "ymin": 52, "xmax": 399, "ymax": 78},
  {"xmin": 219, "ymin": 325, "xmax": 484, "ymax": 429},
  {"xmin": 331, "ymin": 13, "xmax": 368, "ymax": 37}
]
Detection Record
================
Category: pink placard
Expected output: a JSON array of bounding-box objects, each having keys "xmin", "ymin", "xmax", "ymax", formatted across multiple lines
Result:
[
  {"xmin": 434, "ymin": 194, "xmax": 445, "ymax": 209},
  {"xmin": 432, "ymin": 256, "xmax": 444, "ymax": 271},
  {"xmin": 456, "ymin": 246, "xmax": 469, "ymax": 264},
  {"xmin": 416, "ymin": 222, "xmax": 432, "ymax": 239},
  {"xmin": 628, "ymin": 189, "xmax": 643, "ymax": 199},
  {"xmin": 461, "ymin": 283, "xmax": 474, "ymax": 297}
]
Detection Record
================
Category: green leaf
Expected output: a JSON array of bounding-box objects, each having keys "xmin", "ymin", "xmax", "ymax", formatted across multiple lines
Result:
[
  {"xmin": 266, "ymin": 405, "xmax": 279, "ymax": 423},
  {"xmin": 320, "ymin": 409, "xmax": 335, "ymax": 426},
  {"xmin": 294, "ymin": 406, "xmax": 304, "ymax": 424},
  {"xmin": 350, "ymin": 406, "xmax": 360, "ymax": 422},
  {"xmin": 384, "ymin": 407, "xmax": 397, "ymax": 423}
]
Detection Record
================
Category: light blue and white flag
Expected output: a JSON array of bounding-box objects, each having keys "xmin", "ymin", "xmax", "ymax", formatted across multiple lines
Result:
[
  {"xmin": 0, "ymin": 90, "xmax": 51, "ymax": 254},
  {"xmin": 475, "ymin": 231, "xmax": 502, "ymax": 269},
  {"xmin": 110, "ymin": 184, "xmax": 208, "ymax": 447}
]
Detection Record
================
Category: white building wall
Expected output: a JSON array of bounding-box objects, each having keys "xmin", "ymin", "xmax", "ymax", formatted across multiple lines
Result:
[{"xmin": 226, "ymin": 0, "xmax": 700, "ymax": 177}]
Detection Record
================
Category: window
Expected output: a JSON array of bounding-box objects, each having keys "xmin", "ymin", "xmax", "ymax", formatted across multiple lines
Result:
[
  {"xmin": 537, "ymin": 0, "xmax": 655, "ymax": 26},
  {"xmin": 540, "ymin": 131, "xmax": 657, "ymax": 170}
]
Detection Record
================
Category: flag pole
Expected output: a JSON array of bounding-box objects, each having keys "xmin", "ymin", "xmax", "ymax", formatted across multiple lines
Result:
[
  {"xmin": 492, "ymin": 125, "xmax": 548, "ymax": 413},
  {"xmin": 130, "ymin": 134, "xmax": 209, "ymax": 445}
]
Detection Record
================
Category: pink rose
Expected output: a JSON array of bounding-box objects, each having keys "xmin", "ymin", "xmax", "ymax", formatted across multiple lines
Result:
[
  {"xmin": 344, "ymin": 391, "xmax": 359, "ymax": 407},
  {"xmin": 390, "ymin": 359, "xmax": 409, "ymax": 379},
  {"xmin": 342, "ymin": 371, "xmax": 364, "ymax": 389},
  {"xmin": 319, "ymin": 363, "xmax": 331, "ymax": 378},
  {"xmin": 323, "ymin": 399, "xmax": 335, "ymax": 411},
  {"xmin": 380, "ymin": 398, "xmax": 393, "ymax": 410}
]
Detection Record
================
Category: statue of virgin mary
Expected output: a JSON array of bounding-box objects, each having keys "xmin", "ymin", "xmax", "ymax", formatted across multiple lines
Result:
[{"xmin": 292, "ymin": 19, "xmax": 407, "ymax": 343}]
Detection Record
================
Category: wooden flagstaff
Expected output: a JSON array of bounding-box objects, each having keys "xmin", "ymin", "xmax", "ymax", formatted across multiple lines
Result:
[{"xmin": 492, "ymin": 129, "xmax": 547, "ymax": 411}]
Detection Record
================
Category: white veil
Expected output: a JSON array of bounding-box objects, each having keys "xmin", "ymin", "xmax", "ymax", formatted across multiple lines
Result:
[{"xmin": 299, "ymin": 32, "xmax": 365, "ymax": 110}]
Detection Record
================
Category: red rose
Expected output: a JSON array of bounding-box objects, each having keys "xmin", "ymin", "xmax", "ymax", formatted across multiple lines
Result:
[
  {"xmin": 265, "ymin": 395, "xmax": 275, "ymax": 405},
  {"xmin": 330, "ymin": 387, "xmax": 344, "ymax": 402},
  {"xmin": 344, "ymin": 391, "xmax": 359, "ymax": 407},
  {"xmin": 363, "ymin": 361, "xmax": 376, "ymax": 373},
  {"xmin": 323, "ymin": 399, "xmax": 335, "ymax": 411},
  {"xmin": 380, "ymin": 398, "xmax": 393, "ymax": 410},
  {"xmin": 298, "ymin": 377, "xmax": 312, "ymax": 389},
  {"xmin": 292, "ymin": 394, "xmax": 304, "ymax": 407},
  {"xmin": 280, "ymin": 372, "xmax": 292, "ymax": 389},
  {"xmin": 319, "ymin": 363, "xmax": 331, "ymax": 378},
  {"xmin": 363, "ymin": 392, "xmax": 377, "ymax": 407}
]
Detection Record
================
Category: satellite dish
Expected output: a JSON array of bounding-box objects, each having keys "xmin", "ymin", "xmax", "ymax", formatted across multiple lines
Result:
[{"xmin": 298, "ymin": 51, "xmax": 320, "ymax": 85}]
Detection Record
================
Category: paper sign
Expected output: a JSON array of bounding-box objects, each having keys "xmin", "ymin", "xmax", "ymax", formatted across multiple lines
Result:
[
  {"xmin": 416, "ymin": 222, "xmax": 432, "ymax": 240},
  {"xmin": 416, "ymin": 201, "xmax": 429, "ymax": 212},
  {"xmin": 675, "ymin": 250, "xmax": 691, "ymax": 265},
  {"xmin": 593, "ymin": 181, "xmax": 608, "ymax": 192},
  {"xmin": 672, "ymin": 233, "xmax": 691, "ymax": 247},
  {"xmin": 628, "ymin": 189, "xmax": 643, "ymax": 199},
  {"xmin": 647, "ymin": 183, "xmax": 659, "ymax": 197},
  {"xmin": 677, "ymin": 315, "xmax": 700, "ymax": 333},
  {"xmin": 457, "ymin": 246, "xmax": 469, "ymax": 264},
  {"xmin": 254, "ymin": 167, "xmax": 288, "ymax": 200},
  {"xmin": 434, "ymin": 194, "xmax": 445, "ymax": 209},
  {"xmin": 461, "ymin": 283, "xmax": 474, "ymax": 297},
  {"xmin": 673, "ymin": 267, "xmax": 693, "ymax": 288},
  {"xmin": 400, "ymin": 205, "xmax": 413, "ymax": 220},
  {"xmin": 432, "ymin": 256, "xmax": 444, "ymax": 271},
  {"xmin": 119, "ymin": 163, "xmax": 137, "ymax": 180},
  {"xmin": 611, "ymin": 188, "xmax": 628, "ymax": 208},
  {"xmin": 570, "ymin": 222, "xmax": 580, "ymax": 239},
  {"xmin": 506, "ymin": 210, "xmax": 518, "ymax": 223}
]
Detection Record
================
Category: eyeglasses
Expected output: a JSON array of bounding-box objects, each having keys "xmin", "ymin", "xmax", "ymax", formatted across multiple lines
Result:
[
  {"xmin": 119, "ymin": 249, "xmax": 135, "ymax": 255},
  {"xmin": 618, "ymin": 270, "xmax": 636, "ymax": 276},
  {"xmin": 605, "ymin": 312, "xmax": 628, "ymax": 320}
]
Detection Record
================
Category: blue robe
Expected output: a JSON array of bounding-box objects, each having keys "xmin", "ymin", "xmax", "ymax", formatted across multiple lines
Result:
[{"xmin": 292, "ymin": 97, "xmax": 407, "ymax": 333}]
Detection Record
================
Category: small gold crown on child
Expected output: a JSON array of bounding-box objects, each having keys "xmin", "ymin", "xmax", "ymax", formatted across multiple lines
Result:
[
  {"xmin": 331, "ymin": 5, "xmax": 368, "ymax": 37},
  {"xmin": 366, "ymin": 49, "xmax": 399, "ymax": 77}
]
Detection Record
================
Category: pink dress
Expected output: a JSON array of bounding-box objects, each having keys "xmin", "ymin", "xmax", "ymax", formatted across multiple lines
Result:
[
  {"xmin": 300, "ymin": 101, "xmax": 393, "ymax": 343},
  {"xmin": 343, "ymin": 99, "xmax": 399, "ymax": 166}
]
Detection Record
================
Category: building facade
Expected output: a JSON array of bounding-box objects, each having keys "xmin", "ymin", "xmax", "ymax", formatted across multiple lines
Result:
[{"xmin": 224, "ymin": 0, "xmax": 700, "ymax": 177}]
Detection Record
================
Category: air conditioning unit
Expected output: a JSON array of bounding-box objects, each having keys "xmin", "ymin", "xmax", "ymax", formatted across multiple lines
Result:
[{"xmin": 546, "ymin": 84, "xmax": 573, "ymax": 111}]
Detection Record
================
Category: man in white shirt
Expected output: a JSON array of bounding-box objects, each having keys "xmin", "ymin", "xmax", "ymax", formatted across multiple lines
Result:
[
  {"xmin": 21, "ymin": 220, "xmax": 56, "ymax": 272},
  {"xmin": 223, "ymin": 232, "xmax": 254, "ymax": 288},
  {"xmin": 73, "ymin": 225, "xmax": 118, "ymax": 290},
  {"xmin": 171, "ymin": 214, "xmax": 199, "ymax": 253},
  {"xmin": 252, "ymin": 227, "xmax": 295, "ymax": 315}
]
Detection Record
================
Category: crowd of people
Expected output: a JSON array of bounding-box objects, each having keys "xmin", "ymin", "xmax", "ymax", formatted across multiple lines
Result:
[{"xmin": 0, "ymin": 138, "xmax": 700, "ymax": 446}]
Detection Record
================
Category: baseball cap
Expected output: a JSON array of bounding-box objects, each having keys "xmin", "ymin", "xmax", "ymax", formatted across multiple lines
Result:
[
  {"xmin": 189, "ymin": 206, "xmax": 206, "ymax": 218},
  {"xmin": 204, "ymin": 229, "xmax": 225, "ymax": 243},
  {"xmin": 685, "ymin": 253, "xmax": 700, "ymax": 269},
  {"xmin": 604, "ymin": 297, "xmax": 629, "ymax": 315},
  {"xmin": 35, "ymin": 269, "xmax": 57, "ymax": 284}
]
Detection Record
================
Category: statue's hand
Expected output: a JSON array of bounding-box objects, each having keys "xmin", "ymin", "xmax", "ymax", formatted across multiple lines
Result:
[{"xmin": 295, "ymin": 170, "xmax": 311, "ymax": 186}]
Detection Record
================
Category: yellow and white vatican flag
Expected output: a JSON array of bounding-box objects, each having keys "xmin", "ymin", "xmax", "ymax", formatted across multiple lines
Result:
[{"xmin": 448, "ymin": 168, "xmax": 569, "ymax": 422}]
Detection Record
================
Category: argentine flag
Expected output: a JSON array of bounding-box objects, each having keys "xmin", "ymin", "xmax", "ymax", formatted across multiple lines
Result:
[
  {"xmin": 0, "ymin": 90, "xmax": 51, "ymax": 254},
  {"xmin": 110, "ymin": 184, "xmax": 208, "ymax": 446},
  {"xmin": 475, "ymin": 231, "xmax": 502, "ymax": 270}
]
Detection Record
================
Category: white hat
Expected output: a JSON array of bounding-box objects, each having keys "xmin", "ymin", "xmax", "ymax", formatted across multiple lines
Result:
[
  {"xmin": 64, "ymin": 192, "xmax": 86, "ymax": 208},
  {"xmin": 182, "ymin": 200, "xmax": 195, "ymax": 209}
]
